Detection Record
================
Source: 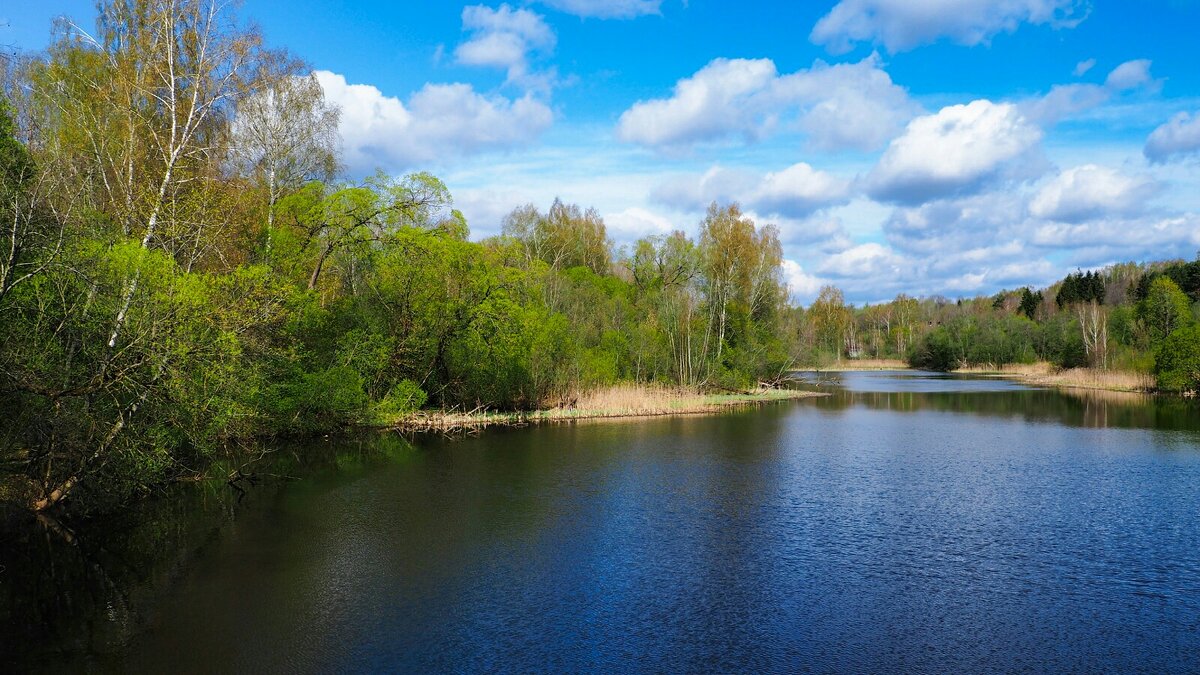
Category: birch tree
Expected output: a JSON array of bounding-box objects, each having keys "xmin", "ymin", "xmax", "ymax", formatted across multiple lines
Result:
[
  {"xmin": 20, "ymin": 0, "xmax": 269, "ymax": 511},
  {"xmin": 228, "ymin": 67, "xmax": 340, "ymax": 254}
]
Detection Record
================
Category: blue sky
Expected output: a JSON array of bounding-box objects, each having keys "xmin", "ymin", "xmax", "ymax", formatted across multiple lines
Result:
[{"xmin": 5, "ymin": 0, "xmax": 1200, "ymax": 304}]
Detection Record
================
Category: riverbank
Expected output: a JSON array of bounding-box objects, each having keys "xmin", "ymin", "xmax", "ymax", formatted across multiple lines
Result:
[
  {"xmin": 955, "ymin": 363, "xmax": 1156, "ymax": 393},
  {"xmin": 380, "ymin": 385, "xmax": 823, "ymax": 431}
]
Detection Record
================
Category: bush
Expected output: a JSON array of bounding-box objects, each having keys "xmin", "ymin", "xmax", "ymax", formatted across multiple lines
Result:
[
  {"xmin": 371, "ymin": 380, "xmax": 428, "ymax": 422},
  {"xmin": 269, "ymin": 366, "xmax": 368, "ymax": 433},
  {"xmin": 1154, "ymin": 324, "xmax": 1200, "ymax": 392},
  {"xmin": 909, "ymin": 326, "xmax": 959, "ymax": 371}
]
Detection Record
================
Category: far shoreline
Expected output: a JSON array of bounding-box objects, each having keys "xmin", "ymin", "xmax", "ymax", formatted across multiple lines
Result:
[{"xmin": 797, "ymin": 360, "xmax": 1161, "ymax": 395}]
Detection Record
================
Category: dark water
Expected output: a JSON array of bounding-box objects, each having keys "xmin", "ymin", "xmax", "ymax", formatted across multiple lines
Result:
[{"xmin": 4, "ymin": 371, "xmax": 1200, "ymax": 673}]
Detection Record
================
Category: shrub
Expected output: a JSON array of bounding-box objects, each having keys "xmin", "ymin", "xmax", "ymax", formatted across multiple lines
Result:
[{"xmin": 1155, "ymin": 324, "xmax": 1200, "ymax": 392}]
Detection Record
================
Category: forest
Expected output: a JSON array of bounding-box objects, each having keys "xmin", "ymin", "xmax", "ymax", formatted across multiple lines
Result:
[{"xmin": 1, "ymin": 0, "xmax": 1198, "ymax": 513}]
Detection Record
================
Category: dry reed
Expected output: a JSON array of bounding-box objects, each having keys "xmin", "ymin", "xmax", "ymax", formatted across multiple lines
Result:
[
  {"xmin": 810, "ymin": 359, "xmax": 910, "ymax": 371},
  {"xmin": 956, "ymin": 362, "xmax": 1155, "ymax": 392},
  {"xmin": 386, "ymin": 384, "xmax": 820, "ymax": 431},
  {"xmin": 1028, "ymin": 368, "xmax": 1155, "ymax": 392}
]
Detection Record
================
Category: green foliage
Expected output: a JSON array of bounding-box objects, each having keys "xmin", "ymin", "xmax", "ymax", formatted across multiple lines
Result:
[
  {"xmin": 1155, "ymin": 324, "xmax": 1200, "ymax": 392},
  {"xmin": 1019, "ymin": 288, "xmax": 1042, "ymax": 319},
  {"xmin": 372, "ymin": 380, "xmax": 428, "ymax": 421},
  {"xmin": 1056, "ymin": 270, "xmax": 1106, "ymax": 308},
  {"xmin": 0, "ymin": 97, "xmax": 34, "ymax": 189},
  {"xmin": 909, "ymin": 325, "xmax": 960, "ymax": 371},
  {"xmin": 1139, "ymin": 276, "xmax": 1193, "ymax": 344},
  {"xmin": 269, "ymin": 366, "xmax": 368, "ymax": 433}
]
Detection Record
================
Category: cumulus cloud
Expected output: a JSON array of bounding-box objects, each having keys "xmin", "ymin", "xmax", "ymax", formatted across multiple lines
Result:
[
  {"xmin": 1104, "ymin": 59, "xmax": 1155, "ymax": 91},
  {"xmin": 1022, "ymin": 59, "xmax": 1157, "ymax": 125},
  {"xmin": 862, "ymin": 167, "xmax": 1195, "ymax": 300},
  {"xmin": 782, "ymin": 260, "xmax": 825, "ymax": 302},
  {"xmin": 456, "ymin": 4, "xmax": 556, "ymax": 88},
  {"xmin": 883, "ymin": 193, "xmax": 1028, "ymax": 254},
  {"xmin": 749, "ymin": 212, "xmax": 851, "ymax": 249},
  {"xmin": 603, "ymin": 206, "xmax": 676, "ymax": 241},
  {"xmin": 939, "ymin": 257, "xmax": 1057, "ymax": 293},
  {"xmin": 1029, "ymin": 164, "xmax": 1160, "ymax": 223},
  {"xmin": 653, "ymin": 163, "xmax": 852, "ymax": 219},
  {"xmin": 538, "ymin": 0, "xmax": 662, "ymax": 18},
  {"xmin": 616, "ymin": 55, "xmax": 917, "ymax": 152},
  {"xmin": 817, "ymin": 242, "xmax": 906, "ymax": 279},
  {"xmin": 753, "ymin": 164, "xmax": 854, "ymax": 218},
  {"xmin": 653, "ymin": 166, "xmax": 757, "ymax": 211},
  {"xmin": 1073, "ymin": 58, "xmax": 1096, "ymax": 77},
  {"xmin": 866, "ymin": 100, "xmax": 1044, "ymax": 204},
  {"xmin": 802, "ymin": 232, "xmax": 1062, "ymax": 301},
  {"xmin": 1144, "ymin": 111, "xmax": 1200, "ymax": 163},
  {"xmin": 315, "ymin": 71, "xmax": 553, "ymax": 173},
  {"xmin": 810, "ymin": 0, "xmax": 1088, "ymax": 54},
  {"xmin": 1032, "ymin": 213, "xmax": 1200, "ymax": 249}
]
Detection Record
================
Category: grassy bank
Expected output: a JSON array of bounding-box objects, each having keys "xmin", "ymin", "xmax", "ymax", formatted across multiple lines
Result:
[
  {"xmin": 381, "ymin": 385, "xmax": 823, "ymax": 431},
  {"xmin": 956, "ymin": 362, "xmax": 1156, "ymax": 393}
]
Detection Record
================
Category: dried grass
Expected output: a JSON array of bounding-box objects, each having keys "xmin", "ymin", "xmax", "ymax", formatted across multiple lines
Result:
[
  {"xmin": 1029, "ymin": 368, "xmax": 1155, "ymax": 393},
  {"xmin": 812, "ymin": 359, "xmax": 910, "ymax": 371},
  {"xmin": 957, "ymin": 362, "xmax": 1155, "ymax": 392},
  {"xmin": 387, "ymin": 384, "xmax": 820, "ymax": 431},
  {"xmin": 955, "ymin": 362, "xmax": 1055, "ymax": 376}
]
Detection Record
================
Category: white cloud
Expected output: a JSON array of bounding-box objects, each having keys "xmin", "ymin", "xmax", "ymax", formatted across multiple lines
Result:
[
  {"xmin": 1104, "ymin": 59, "xmax": 1154, "ymax": 91},
  {"xmin": 653, "ymin": 163, "xmax": 852, "ymax": 219},
  {"xmin": 753, "ymin": 163, "xmax": 854, "ymax": 218},
  {"xmin": 616, "ymin": 55, "xmax": 917, "ymax": 152},
  {"xmin": 652, "ymin": 166, "xmax": 759, "ymax": 211},
  {"xmin": 883, "ymin": 192, "xmax": 1028, "ymax": 254},
  {"xmin": 940, "ymin": 257, "xmax": 1057, "ymax": 293},
  {"xmin": 1020, "ymin": 83, "xmax": 1109, "ymax": 125},
  {"xmin": 538, "ymin": 0, "xmax": 662, "ymax": 18},
  {"xmin": 781, "ymin": 260, "xmax": 825, "ymax": 302},
  {"xmin": 1073, "ymin": 58, "xmax": 1096, "ymax": 76},
  {"xmin": 867, "ymin": 99, "xmax": 1044, "ymax": 204},
  {"xmin": 315, "ymin": 71, "xmax": 553, "ymax": 173},
  {"xmin": 810, "ymin": 0, "xmax": 1087, "ymax": 54},
  {"xmin": 1022, "ymin": 60, "xmax": 1157, "ymax": 125},
  {"xmin": 456, "ymin": 5, "xmax": 555, "ymax": 88},
  {"xmin": 1144, "ymin": 111, "xmax": 1200, "ymax": 163},
  {"xmin": 1032, "ymin": 213, "xmax": 1200, "ymax": 251},
  {"xmin": 817, "ymin": 242, "xmax": 906, "ymax": 279},
  {"xmin": 772, "ymin": 214, "xmax": 851, "ymax": 248},
  {"xmin": 1029, "ymin": 164, "xmax": 1160, "ymax": 222},
  {"xmin": 604, "ymin": 206, "xmax": 676, "ymax": 241}
]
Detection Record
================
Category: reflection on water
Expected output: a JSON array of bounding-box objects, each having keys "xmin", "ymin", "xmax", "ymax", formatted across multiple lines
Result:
[
  {"xmin": 794, "ymin": 370, "xmax": 1200, "ymax": 432},
  {"xmin": 3, "ymin": 372, "xmax": 1200, "ymax": 672}
]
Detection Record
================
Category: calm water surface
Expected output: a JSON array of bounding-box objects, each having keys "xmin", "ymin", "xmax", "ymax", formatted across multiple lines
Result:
[{"xmin": 4, "ymin": 371, "xmax": 1200, "ymax": 673}]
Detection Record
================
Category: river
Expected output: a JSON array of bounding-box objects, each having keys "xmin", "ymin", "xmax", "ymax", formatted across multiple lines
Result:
[{"xmin": 3, "ymin": 371, "xmax": 1200, "ymax": 672}]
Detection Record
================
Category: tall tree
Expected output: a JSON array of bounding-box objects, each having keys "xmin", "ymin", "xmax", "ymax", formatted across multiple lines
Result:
[
  {"xmin": 809, "ymin": 285, "xmax": 850, "ymax": 361},
  {"xmin": 1139, "ymin": 276, "xmax": 1192, "ymax": 344},
  {"xmin": 229, "ymin": 66, "xmax": 340, "ymax": 253}
]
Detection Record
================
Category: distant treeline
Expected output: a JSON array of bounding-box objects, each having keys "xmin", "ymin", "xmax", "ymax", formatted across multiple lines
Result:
[{"xmin": 791, "ymin": 259, "xmax": 1200, "ymax": 392}]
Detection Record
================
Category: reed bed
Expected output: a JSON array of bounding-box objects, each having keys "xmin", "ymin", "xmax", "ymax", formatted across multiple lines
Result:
[
  {"xmin": 1028, "ymin": 368, "xmax": 1156, "ymax": 393},
  {"xmin": 955, "ymin": 362, "xmax": 1056, "ymax": 376},
  {"xmin": 806, "ymin": 359, "xmax": 910, "ymax": 371},
  {"xmin": 956, "ymin": 362, "xmax": 1155, "ymax": 392},
  {"xmin": 386, "ymin": 385, "xmax": 821, "ymax": 431}
]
